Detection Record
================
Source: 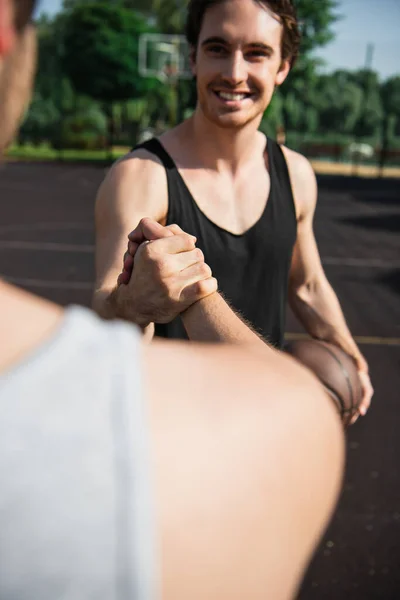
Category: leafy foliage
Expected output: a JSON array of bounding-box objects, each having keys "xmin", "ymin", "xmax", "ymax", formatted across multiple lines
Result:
[{"xmin": 61, "ymin": 2, "xmax": 157, "ymax": 102}]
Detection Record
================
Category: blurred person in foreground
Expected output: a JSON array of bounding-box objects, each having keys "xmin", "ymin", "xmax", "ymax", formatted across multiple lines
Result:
[
  {"xmin": 93, "ymin": 0, "xmax": 373, "ymax": 424},
  {"xmin": 0, "ymin": 1, "xmax": 344, "ymax": 599}
]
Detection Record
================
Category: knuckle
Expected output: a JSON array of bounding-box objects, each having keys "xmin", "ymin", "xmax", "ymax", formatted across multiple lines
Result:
[
  {"xmin": 143, "ymin": 242, "xmax": 157, "ymax": 261},
  {"xmin": 195, "ymin": 247, "xmax": 204, "ymax": 261},
  {"xmin": 182, "ymin": 233, "xmax": 194, "ymax": 247},
  {"xmin": 194, "ymin": 279, "xmax": 209, "ymax": 296},
  {"xmin": 141, "ymin": 243, "xmax": 153, "ymax": 260},
  {"xmin": 200, "ymin": 262, "xmax": 212, "ymax": 278}
]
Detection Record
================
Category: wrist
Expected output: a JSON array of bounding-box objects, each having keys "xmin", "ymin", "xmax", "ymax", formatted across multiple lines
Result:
[
  {"xmin": 181, "ymin": 291, "xmax": 219, "ymax": 321},
  {"xmin": 108, "ymin": 286, "xmax": 150, "ymax": 329}
]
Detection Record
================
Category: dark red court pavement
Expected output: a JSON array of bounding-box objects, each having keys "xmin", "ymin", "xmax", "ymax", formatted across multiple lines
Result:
[{"xmin": 1, "ymin": 162, "xmax": 399, "ymax": 599}]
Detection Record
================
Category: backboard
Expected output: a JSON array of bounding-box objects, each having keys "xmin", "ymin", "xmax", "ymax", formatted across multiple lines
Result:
[{"xmin": 138, "ymin": 33, "xmax": 192, "ymax": 83}]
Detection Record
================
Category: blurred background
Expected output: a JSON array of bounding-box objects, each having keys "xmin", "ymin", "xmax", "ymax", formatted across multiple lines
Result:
[
  {"xmin": 5, "ymin": 0, "xmax": 400, "ymax": 176},
  {"xmin": 1, "ymin": 1, "xmax": 399, "ymax": 599}
]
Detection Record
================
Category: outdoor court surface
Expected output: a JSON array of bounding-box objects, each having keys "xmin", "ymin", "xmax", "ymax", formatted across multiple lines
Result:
[{"xmin": 1, "ymin": 161, "xmax": 399, "ymax": 599}]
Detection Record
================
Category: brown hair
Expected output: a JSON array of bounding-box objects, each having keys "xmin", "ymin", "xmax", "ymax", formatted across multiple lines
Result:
[
  {"xmin": 185, "ymin": 0, "xmax": 301, "ymax": 69},
  {"xmin": 14, "ymin": 0, "xmax": 37, "ymax": 31}
]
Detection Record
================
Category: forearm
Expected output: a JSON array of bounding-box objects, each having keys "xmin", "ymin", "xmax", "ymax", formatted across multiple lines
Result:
[
  {"xmin": 92, "ymin": 287, "xmax": 119, "ymax": 321},
  {"xmin": 290, "ymin": 278, "xmax": 360, "ymax": 358},
  {"xmin": 92, "ymin": 287, "xmax": 154, "ymax": 340},
  {"xmin": 182, "ymin": 293, "xmax": 274, "ymax": 354}
]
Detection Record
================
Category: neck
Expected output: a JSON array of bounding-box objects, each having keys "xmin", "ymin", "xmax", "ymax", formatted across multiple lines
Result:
[{"xmin": 186, "ymin": 108, "xmax": 265, "ymax": 173}]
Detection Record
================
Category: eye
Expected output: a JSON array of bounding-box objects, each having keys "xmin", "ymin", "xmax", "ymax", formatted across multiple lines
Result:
[
  {"xmin": 206, "ymin": 44, "xmax": 228, "ymax": 56},
  {"xmin": 246, "ymin": 49, "xmax": 271, "ymax": 60}
]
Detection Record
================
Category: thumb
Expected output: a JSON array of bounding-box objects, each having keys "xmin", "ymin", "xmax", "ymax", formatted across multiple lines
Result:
[{"xmin": 128, "ymin": 217, "xmax": 174, "ymax": 244}]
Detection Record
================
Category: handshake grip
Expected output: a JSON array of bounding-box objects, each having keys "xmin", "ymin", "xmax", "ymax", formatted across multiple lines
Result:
[{"xmin": 115, "ymin": 218, "xmax": 217, "ymax": 327}]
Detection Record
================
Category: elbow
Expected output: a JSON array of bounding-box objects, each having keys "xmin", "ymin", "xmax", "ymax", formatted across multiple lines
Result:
[
  {"xmin": 289, "ymin": 280, "xmax": 314, "ymax": 310},
  {"xmin": 289, "ymin": 275, "xmax": 327, "ymax": 309}
]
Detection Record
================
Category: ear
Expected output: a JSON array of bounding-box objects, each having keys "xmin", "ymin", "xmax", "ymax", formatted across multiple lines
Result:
[
  {"xmin": 0, "ymin": 0, "xmax": 16, "ymax": 57},
  {"xmin": 275, "ymin": 59, "xmax": 291, "ymax": 87},
  {"xmin": 189, "ymin": 46, "xmax": 197, "ymax": 77}
]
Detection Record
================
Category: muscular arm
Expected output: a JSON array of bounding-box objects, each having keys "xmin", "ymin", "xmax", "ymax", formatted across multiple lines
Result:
[
  {"xmin": 146, "ymin": 337, "xmax": 344, "ymax": 600},
  {"xmin": 285, "ymin": 151, "xmax": 360, "ymax": 357},
  {"xmin": 182, "ymin": 292, "xmax": 274, "ymax": 355},
  {"xmin": 284, "ymin": 149, "xmax": 373, "ymax": 413},
  {"xmin": 92, "ymin": 151, "xmax": 168, "ymax": 325}
]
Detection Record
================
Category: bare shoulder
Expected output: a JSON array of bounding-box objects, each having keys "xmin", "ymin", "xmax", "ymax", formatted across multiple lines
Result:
[
  {"xmin": 95, "ymin": 147, "xmax": 169, "ymax": 225},
  {"xmin": 93, "ymin": 146, "xmax": 169, "ymax": 297},
  {"xmin": 280, "ymin": 146, "xmax": 317, "ymax": 219},
  {"xmin": 143, "ymin": 339, "xmax": 344, "ymax": 600}
]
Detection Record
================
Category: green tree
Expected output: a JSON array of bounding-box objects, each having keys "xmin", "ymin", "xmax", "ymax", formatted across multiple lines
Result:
[
  {"xmin": 378, "ymin": 76, "xmax": 400, "ymax": 172},
  {"xmin": 351, "ymin": 70, "xmax": 383, "ymax": 139},
  {"xmin": 150, "ymin": 0, "xmax": 187, "ymax": 34},
  {"xmin": 295, "ymin": 0, "xmax": 339, "ymax": 55},
  {"xmin": 61, "ymin": 1, "xmax": 159, "ymax": 150},
  {"xmin": 380, "ymin": 76, "xmax": 400, "ymax": 135},
  {"xmin": 317, "ymin": 72, "xmax": 363, "ymax": 134},
  {"xmin": 272, "ymin": 0, "xmax": 340, "ymax": 133},
  {"xmin": 62, "ymin": 2, "xmax": 156, "ymax": 102}
]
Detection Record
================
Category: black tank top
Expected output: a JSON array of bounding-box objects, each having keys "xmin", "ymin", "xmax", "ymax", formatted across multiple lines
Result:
[{"xmin": 134, "ymin": 137, "xmax": 297, "ymax": 348}]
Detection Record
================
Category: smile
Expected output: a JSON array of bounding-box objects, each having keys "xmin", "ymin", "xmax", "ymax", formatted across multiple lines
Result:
[{"xmin": 214, "ymin": 91, "xmax": 253, "ymax": 102}]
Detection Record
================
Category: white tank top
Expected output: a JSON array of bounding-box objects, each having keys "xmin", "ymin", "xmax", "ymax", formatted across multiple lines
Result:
[{"xmin": 0, "ymin": 306, "xmax": 158, "ymax": 600}]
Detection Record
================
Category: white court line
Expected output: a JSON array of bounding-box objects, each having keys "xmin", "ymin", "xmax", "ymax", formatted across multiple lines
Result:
[
  {"xmin": 3, "ymin": 276, "xmax": 93, "ymax": 290},
  {"xmin": 0, "ymin": 241, "xmax": 94, "ymax": 252}
]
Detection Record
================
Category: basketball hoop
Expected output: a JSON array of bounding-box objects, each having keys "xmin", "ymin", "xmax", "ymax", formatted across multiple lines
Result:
[{"xmin": 138, "ymin": 33, "xmax": 192, "ymax": 83}]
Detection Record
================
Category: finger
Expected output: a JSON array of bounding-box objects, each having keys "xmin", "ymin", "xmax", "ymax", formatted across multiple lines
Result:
[
  {"xmin": 118, "ymin": 269, "xmax": 131, "ymax": 286},
  {"xmin": 150, "ymin": 232, "xmax": 197, "ymax": 255},
  {"xmin": 180, "ymin": 277, "xmax": 218, "ymax": 305},
  {"xmin": 124, "ymin": 252, "xmax": 134, "ymax": 271},
  {"xmin": 128, "ymin": 218, "xmax": 174, "ymax": 244},
  {"xmin": 355, "ymin": 353, "xmax": 369, "ymax": 373},
  {"xmin": 350, "ymin": 412, "xmax": 360, "ymax": 426},
  {"xmin": 170, "ymin": 248, "xmax": 206, "ymax": 273},
  {"xmin": 178, "ymin": 260, "xmax": 212, "ymax": 285},
  {"xmin": 358, "ymin": 373, "xmax": 373, "ymax": 416},
  {"xmin": 127, "ymin": 241, "xmax": 139, "ymax": 258},
  {"xmin": 166, "ymin": 223, "xmax": 185, "ymax": 235}
]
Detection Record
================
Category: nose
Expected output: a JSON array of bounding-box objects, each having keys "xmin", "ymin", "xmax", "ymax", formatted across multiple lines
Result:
[{"xmin": 222, "ymin": 51, "xmax": 247, "ymax": 86}]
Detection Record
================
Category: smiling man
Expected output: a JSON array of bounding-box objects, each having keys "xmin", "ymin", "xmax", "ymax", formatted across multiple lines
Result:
[
  {"xmin": 0, "ymin": 2, "xmax": 347, "ymax": 599},
  {"xmin": 94, "ymin": 0, "xmax": 373, "ymax": 422}
]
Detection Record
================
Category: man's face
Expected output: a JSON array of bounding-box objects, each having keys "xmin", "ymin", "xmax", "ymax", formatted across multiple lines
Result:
[
  {"xmin": 0, "ymin": 0, "xmax": 37, "ymax": 156},
  {"xmin": 192, "ymin": 0, "xmax": 290, "ymax": 130}
]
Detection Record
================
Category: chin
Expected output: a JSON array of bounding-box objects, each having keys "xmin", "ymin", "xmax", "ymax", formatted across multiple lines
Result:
[{"xmin": 207, "ymin": 109, "xmax": 262, "ymax": 131}]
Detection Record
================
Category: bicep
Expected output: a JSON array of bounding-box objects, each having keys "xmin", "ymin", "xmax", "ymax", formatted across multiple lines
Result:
[
  {"xmin": 94, "ymin": 180, "xmax": 130, "ymax": 293},
  {"xmin": 289, "ymin": 216, "xmax": 324, "ymax": 291},
  {"xmin": 286, "ymin": 152, "xmax": 325, "ymax": 292},
  {"xmin": 93, "ymin": 155, "xmax": 168, "ymax": 295}
]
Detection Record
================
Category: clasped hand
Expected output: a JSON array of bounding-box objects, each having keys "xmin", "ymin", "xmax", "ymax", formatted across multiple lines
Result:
[{"xmin": 116, "ymin": 218, "xmax": 217, "ymax": 328}]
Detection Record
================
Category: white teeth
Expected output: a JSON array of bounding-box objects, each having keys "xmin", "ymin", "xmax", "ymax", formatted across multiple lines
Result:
[{"xmin": 218, "ymin": 92, "xmax": 247, "ymax": 101}]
